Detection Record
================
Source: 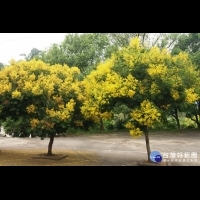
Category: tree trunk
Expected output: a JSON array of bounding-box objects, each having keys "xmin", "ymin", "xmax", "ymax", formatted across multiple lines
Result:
[
  {"xmin": 47, "ymin": 134, "xmax": 54, "ymax": 155},
  {"xmin": 100, "ymin": 118, "xmax": 105, "ymax": 131},
  {"xmin": 144, "ymin": 126, "xmax": 151, "ymax": 162},
  {"xmin": 173, "ymin": 108, "xmax": 180, "ymax": 129},
  {"xmin": 195, "ymin": 114, "xmax": 200, "ymax": 129}
]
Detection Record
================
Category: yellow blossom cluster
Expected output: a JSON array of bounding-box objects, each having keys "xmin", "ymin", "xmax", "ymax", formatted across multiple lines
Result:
[
  {"xmin": 125, "ymin": 122, "xmax": 143, "ymax": 137},
  {"xmin": 171, "ymin": 52, "xmax": 190, "ymax": 65},
  {"xmin": 80, "ymin": 102, "xmax": 101, "ymax": 122},
  {"xmin": 120, "ymin": 47, "xmax": 139, "ymax": 67},
  {"xmin": 147, "ymin": 64, "xmax": 168, "ymax": 77},
  {"xmin": 129, "ymin": 37, "xmax": 141, "ymax": 49},
  {"xmin": 185, "ymin": 88, "xmax": 199, "ymax": 103},
  {"xmin": 171, "ymin": 89, "xmax": 180, "ymax": 100},
  {"xmin": 129, "ymin": 128, "xmax": 143, "ymax": 137},
  {"xmin": 12, "ymin": 90, "xmax": 22, "ymax": 99},
  {"xmin": 46, "ymin": 99, "xmax": 76, "ymax": 121},
  {"xmin": 26, "ymin": 104, "xmax": 36, "ymax": 113},
  {"xmin": 30, "ymin": 118, "xmax": 40, "ymax": 129},
  {"xmin": 100, "ymin": 111, "xmax": 113, "ymax": 119},
  {"xmin": 124, "ymin": 121, "xmax": 135, "ymax": 129},
  {"xmin": 141, "ymin": 46, "xmax": 171, "ymax": 65},
  {"xmin": 124, "ymin": 100, "xmax": 161, "ymax": 137},
  {"xmin": 130, "ymin": 100, "xmax": 161, "ymax": 127},
  {"xmin": 150, "ymin": 82, "xmax": 161, "ymax": 95},
  {"xmin": 30, "ymin": 118, "xmax": 55, "ymax": 130}
]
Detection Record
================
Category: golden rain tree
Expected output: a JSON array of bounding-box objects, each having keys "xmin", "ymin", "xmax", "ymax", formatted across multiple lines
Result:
[
  {"xmin": 81, "ymin": 37, "xmax": 199, "ymax": 162},
  {"xmin": 0, "ymin": 59, "xmax": 83, "ymax": 155}
]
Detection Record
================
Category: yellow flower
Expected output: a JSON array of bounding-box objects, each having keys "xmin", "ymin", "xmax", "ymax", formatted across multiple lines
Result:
[
  {"xmin": 125, "ymin": 122, "xmax": 135, "ymax": 129},
  {"xmin": 150, "ymin": 82, "xmax": 160, "ymax": 95},
  {"xmin": 185, "ymin": 88, "xmax": 199, "ymax": 103},
  {"xmin": 30, "ymin": 118, "xmax": 40, "ymax": 129},
  {"xmin": 129, "ymin": 128, "xmax": 143, "ymax": 137},
  {"xmin": 129, "ymin": 37, "xmax": 140, "ymax": 49},
  {"xmin": 130, "ymin": 100, "xmax": 161, "ymax": 127},
  {"xmin": 12, "ymin": 90, "xmax": 21, "ymax": 99},
  {"xmin": 147, "ymin": 64, "xmax": 168, "ymax": 77},
  {"xmin": 26, "ymin": 104, "xmax": 36, "ymax": 113},
  {"xmin": 101, "ymin": 111, "xmax": 113, "ymax": 119},
  {"xmin": 23, "ymin": 81, "xmax": 33, "ymax": 92},
  {"xmin": 32, "ymin": 85, "xmax": 43, "ymax": 95},
  {"xmin": 171, "ymin": 89, "xmax": 180, "ymax": 100},
  {"xmin": 66, "ymin": 99, "xmax": 76, "ymax": 112}
]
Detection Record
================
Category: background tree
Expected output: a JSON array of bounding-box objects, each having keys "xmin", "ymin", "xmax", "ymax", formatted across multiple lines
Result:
[
  {"xmin": 0, "ymin": 62, "xmax": 4, "ymax": 70},
  {"xmin": 172, "ymin": 33, "xmax": 200, "ymax": 55},
  {"xmin": 106, "ymin": 33, "xmax": 182, "ymax": 49},
  {"xmin": 171, "ymin": 33, "xmax": 200, "ymax": 128},
  {"xmin": 171, "ymin": 33, "xmax": 200, "ymax": 70},
  {"xmin": 20, "ymin": 48, "xmax": 42, "ymax": 61},
  {"xmin": 157, "ymin": 33, "xmax": 184, "ymax": 50},
  {"xmin": 107, "ymin": 33, "xmax": 151, "ymax": 47},
  {"xmin": 39, "ymin": 33, "xmax": 117, "ymax": 75}
]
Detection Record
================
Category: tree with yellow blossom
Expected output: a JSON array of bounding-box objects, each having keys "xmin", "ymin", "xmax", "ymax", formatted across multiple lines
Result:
[
  {"xmin": 82, "ymin": 37, "xmax": 199, "ymax": 162},
  {"xmin": 0, "ymin": 59, "xmax": 83, "ymax": 155},
  {"xmin": 146, "ymin": 50, "xmax": 199, "ymax": 129}
]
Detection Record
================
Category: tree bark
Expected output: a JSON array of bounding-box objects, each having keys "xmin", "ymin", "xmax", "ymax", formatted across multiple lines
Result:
[
  {"xmin": 100, "ymin": 118, "xmax": 105, "ymax": 131},
  {"xmin": 47, "ymin": 134, "xmax": 54, "ymax": 155},
  {"xmin": 173, "ymin": 108, "xmax": 180, "ymax": 129},
  {"xmin": 194, "ymin": 114, "xmax": 200, "ymax": 129},
  {"xmin": 144, "ymin": 126, "xmax": 151, "ymax": 162}
]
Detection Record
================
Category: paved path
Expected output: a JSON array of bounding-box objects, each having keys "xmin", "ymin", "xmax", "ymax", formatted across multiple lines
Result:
[{"xmin": 0, "ymin": 131, "xmax": 200, "ymax": 166}]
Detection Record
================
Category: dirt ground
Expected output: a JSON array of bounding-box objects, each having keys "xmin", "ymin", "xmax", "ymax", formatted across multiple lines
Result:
[{"xmin": 0, "ymin": 130, "xmax": 200, "ymax": 166}]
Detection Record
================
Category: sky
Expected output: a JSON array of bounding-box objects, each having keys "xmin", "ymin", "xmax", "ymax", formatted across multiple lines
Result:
[{"xmin": 0, "ymin": 33, "xmax": 68, "ymax": 65}]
